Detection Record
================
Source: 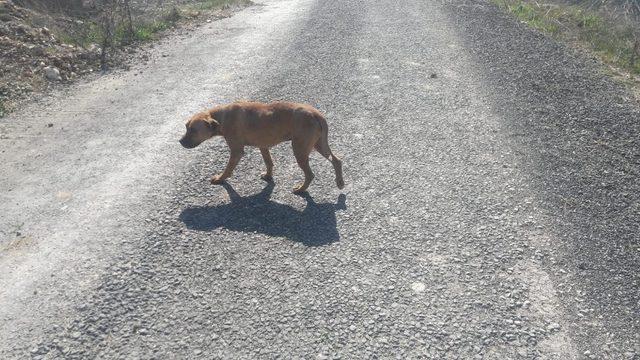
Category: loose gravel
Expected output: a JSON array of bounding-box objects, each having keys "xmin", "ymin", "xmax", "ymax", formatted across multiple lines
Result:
[
  {"xmin": 445, "ymin": 1, "xmax": 640, "ymax": 357},
  {"xmin": 0, "ymin": 0, "xmax": 637, "ymax": 358}
]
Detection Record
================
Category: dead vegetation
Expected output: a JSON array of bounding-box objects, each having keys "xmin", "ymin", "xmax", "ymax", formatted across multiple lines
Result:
[
  {"xmin": 493, "ymin": 0, "xmax": 640, "ymax": 88},
  {"xmin": 0, "ymin": 0, "xmax": 250, "ymax": 117}
]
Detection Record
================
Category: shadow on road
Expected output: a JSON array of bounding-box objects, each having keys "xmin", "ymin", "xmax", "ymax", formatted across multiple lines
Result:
[{"xmin": 179, "ymin": 182, "xmax": 346, "ymax": 246}]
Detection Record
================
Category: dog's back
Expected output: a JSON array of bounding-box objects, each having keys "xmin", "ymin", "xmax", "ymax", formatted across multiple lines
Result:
[{"xmin": 212, "ymin": 101, "xmax": 323, "ymax": 148}]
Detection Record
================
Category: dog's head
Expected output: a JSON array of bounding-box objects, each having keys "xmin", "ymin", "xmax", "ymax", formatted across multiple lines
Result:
[{"xmin": 179, "ymin": 111, "xmax": 220, "ymax": 149}]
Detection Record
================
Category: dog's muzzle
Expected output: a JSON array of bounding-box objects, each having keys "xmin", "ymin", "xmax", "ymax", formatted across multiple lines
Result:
[{"xmin": 179, "ymin": 138, "xmax": 196, "ymax": 149}]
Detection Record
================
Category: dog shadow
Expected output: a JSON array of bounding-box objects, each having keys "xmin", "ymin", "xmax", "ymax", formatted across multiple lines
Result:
[{"xmin": 179, "ymin": 182, "xmax": 346, "ymax": 246}]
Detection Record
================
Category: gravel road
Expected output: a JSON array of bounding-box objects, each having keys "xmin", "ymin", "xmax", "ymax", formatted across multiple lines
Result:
[{"xmin": 0, "ymin": 0, "xmax": 638, "ymax": 358}]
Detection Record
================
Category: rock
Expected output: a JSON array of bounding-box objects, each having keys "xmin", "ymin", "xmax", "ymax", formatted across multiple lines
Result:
[
  {"xmin": 86, "ymin": 43, "xmax": 100, "ymax": 53},
  {"xmin": 43, "ymin": 66, "xmax": 61, "ymax": 81},
  {"xmin": 411, "ymin": 282, "xmax": 426, "ymax": 293},
  {"xmin": 547, "ymin": 323, "xmax": 560, "ymax": 332},
  {"xmin": 82, "ymin": 0, "xmax": 96, "ymax": 9}
]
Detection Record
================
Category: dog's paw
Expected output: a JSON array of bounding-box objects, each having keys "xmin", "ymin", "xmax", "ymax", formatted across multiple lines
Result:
[
  {"xmin": 210, "ymin": 176, "xmax": 225, "ymax": 185},
  {"xmin": 336, "ymin": 178, "xmax": 345, "ymax": 190},
  {"xmin": 260, "ymin": 173, "xmax": 274, "ymax": 182},
  {"xmin": 292, "ymin": 185, "xmax": 308, "ymax": 195}
]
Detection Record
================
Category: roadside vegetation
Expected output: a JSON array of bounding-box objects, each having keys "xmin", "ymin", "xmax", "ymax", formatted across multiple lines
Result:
[
  {"xmin": 53, "ymin": 0, "xmax": 249, "ymax": 50},
  {"xmin": 0, "ymin": 0, "xmax": 250, "ymax": 117},
  {"xmin": 492, "ymin": 0, "xmax": 640, "ymax": 79}
]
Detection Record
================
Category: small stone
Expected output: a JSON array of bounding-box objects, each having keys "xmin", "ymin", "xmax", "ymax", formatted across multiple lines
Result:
[
  {"xmin": 71, "ymin": 331, "xmax": 81, "ymax": 339},
  {"xmin": 517, "ymin": 348, "xmax": 527, "ymax": 357},
  {"xmin": 82, "ymin": 0, "xmax": 97, "ymax": 9},
  {"xmin": 430, "ymin": 73, "xmax": 437, "ymax": 78},
  {"xmin": 87, "ymin": 43, "xmax": 100, "ymax": 53},
  {"xmin": 411, "ymin": 282, "xmax": 426, "ymax": 293},
  {"xmin": 547, "ymin": 323, "xmax": 560, "ymax": 332},
  {"xmin": 194, "ymin": 349, "xmax": 202, "ymax": 355},
  {"xmin": 43, "ymin": 66, "xmax": 62, "ymax": 81}
]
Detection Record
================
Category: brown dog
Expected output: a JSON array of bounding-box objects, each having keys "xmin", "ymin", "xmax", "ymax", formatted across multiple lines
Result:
[{"xmin": 179, "ymin": 101, "xmax": 344, "ymax": 193}]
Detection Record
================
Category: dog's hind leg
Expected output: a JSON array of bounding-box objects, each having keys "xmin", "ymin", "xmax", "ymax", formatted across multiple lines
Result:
[
  {"xmin": 260, "ymin": 147, "xmax": 274, "ymax": 181},
  {"xmin": 292, "ymin": 139, "xmax": 315, "ymax": 194},
  {"xmin": 211, "ymin": 146, "xmax": 244, "ymax": 184},
  {"xmin": 315, "ymin": 135, "xmax": 344, "ymax": 190}
]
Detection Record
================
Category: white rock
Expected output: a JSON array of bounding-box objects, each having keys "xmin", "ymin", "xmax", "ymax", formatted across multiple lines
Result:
[
  {"xmin": 43, "ymin": 66, "xmax": 61, "ymax": 81},
  {"xmin": 411, "ymin": 282, "xmax": 426, "ymax": 293},
  {"xmin": 547, "ymin": 323, "xmax": 561, "ymax": 332},
  {"xmin": 82, "ymin": 0, "xmax": 96, "ymax": 9},
  {"xmin": 87, "ymin": 43, "xmax": 101, "ymax": 53}
]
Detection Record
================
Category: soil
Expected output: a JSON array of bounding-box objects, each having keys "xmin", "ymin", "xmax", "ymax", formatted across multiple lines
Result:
[{"xmin": 0, "ymin": 0, "xmax": 248, "ymax": 116}]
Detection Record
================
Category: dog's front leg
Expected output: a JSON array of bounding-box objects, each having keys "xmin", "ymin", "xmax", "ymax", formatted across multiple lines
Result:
[{"xmin": 211, "ymin": 147, "xmax": 245, "ymax": 184}]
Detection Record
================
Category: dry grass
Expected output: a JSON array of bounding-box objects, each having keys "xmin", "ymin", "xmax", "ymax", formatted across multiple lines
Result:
[
  {"xmin": 0, "ymin": 0, "xmax": 251, "ymax": 117},
  {"xmin": 493, "ymin": 0, "xmax": 640, "ymax": 75}
]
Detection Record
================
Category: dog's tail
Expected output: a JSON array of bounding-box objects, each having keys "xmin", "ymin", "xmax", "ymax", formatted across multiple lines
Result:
[{"xmin": 314, "ymin": 114, "xmax": 344, "ymax": 190}]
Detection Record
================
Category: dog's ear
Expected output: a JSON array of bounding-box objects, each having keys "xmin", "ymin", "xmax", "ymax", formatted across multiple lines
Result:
[{"xmin": 206, "ymin": 117, "xmax": 220, "ymax": 133}]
